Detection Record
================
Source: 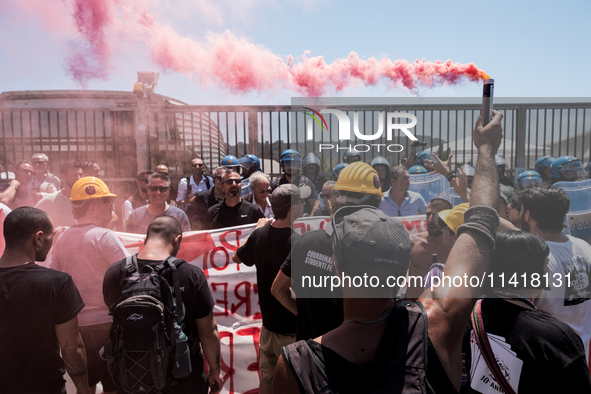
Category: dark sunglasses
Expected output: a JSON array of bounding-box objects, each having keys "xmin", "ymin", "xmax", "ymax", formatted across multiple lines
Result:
[
  {"xmin": 319, "ymin": 192, "xmax": 333, "ymax": 199},
  {"xmin": 148, "ymin": 186, "xmax": 170, "ymax": 193},
  {"xmin": 33, "ymin": 161, "xmax": 48, "ymax": 165},
  {"xmin": 224, "ymin": 179, "xmax": 241, "ymax": 185},
  {"xmin": 191, "ymin": 163, "xmax": 204, "ymax": 168},
  {"xmin": 258, "ymin": 187, "xmax": 272, "ymax": 194}
]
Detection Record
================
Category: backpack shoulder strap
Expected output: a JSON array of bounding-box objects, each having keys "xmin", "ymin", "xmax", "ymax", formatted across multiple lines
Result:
[
  {"xmin": 120, "ymin": 254, "xmax": 139, "ymax": 278},
  {"xmin": 470, "ymin": 300, "xmax": 516, "ymax": 394},
  {"xmin": 161, "ymin": 256, "xmax": 186, "ymax": 324},
  {"xmin": 204, "ymin": 176, "xmax": 211, "ymax": 190}
]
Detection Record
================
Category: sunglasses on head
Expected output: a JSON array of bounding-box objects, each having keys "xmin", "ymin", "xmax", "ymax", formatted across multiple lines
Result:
[
  {"xmin": 224, "ymin": 179, "xmax": 241, "ymax": 185},
  {"xmin": 191, "ymin": 163, "xmax": 204, "ymax": 168},
  {"xmin": 148, "ymin": 186, "xmax": 170, "ymax": 193}
]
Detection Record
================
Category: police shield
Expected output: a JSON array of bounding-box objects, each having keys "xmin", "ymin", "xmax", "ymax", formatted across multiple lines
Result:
[
  {"xmin": 437, "ymin": 187, "xmax": 464, "ymax": 207},
  {"xmin": 554, "ymin": 179, "xmax": 591, "ymax": 240},
  {"xmin": 409, "ymin": 173, "xmax": 448, "ymax": 204}
]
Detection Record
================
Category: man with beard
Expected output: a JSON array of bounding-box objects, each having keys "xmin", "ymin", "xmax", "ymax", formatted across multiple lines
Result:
[
  {"xmin": 123, "ymin": 170, "xmax": 153, "ymax": 221},
  {"xmin": 186, "ymin": 166, "xmax": 227, "ymax": 230},
  {"xmin": 404, "ymin": 198, "xmax": 453, "ymax": 300},
  {"xmin": 208, "ymin": 169, "xmax": 264, "ymax": 229},
  {"xmin": 35, "ymin": 161, "xmax": 83, "ymax": 228},
  {"xmin": 517, "ymin": 182, "xmax": 591, "ymax": 360}
]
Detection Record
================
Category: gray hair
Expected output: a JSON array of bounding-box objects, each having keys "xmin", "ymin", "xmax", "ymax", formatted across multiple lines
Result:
[
  {"xmin": 322, "ymin": 181, "xmax": 336, "ymax": 190},
  {"xmin": 249, "ymin": 171, "xmax": 270, "ymax": 187},
  {"xmin": 390, "ymin": 165, "xmax": 408, "ymax": 181},
  {"xmin": 147, "ymin": 172, "xmax": 171, "ymax": 188},
  {"xmin": 32, "ymin": 153, "xmax": 49, "ymax": 161}
]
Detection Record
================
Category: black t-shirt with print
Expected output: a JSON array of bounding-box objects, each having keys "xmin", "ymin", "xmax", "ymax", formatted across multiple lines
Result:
[
  {"xmin": 103, "ymin": 257, "xmax": 215, "ymax": 360},
  {"xmin": 208, "ymin": 199, "xmax": 264, "ymax": 230},
  {"xmin": 462, "ymin": 298, "xmax": 591, "ymax": 393},
  {"xmin": 281, "ymin": 229, "xmax": 344, "ymax": 341},
  {"xmin": 0, "ymin": 263, "xmax": 84, "ymax": 394},
  {"xmin": 237, "ymin": 224, "xmax": 298, "ymax": 334}
]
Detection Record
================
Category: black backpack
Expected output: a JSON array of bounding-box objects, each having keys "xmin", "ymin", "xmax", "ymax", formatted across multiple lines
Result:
[{"xmin": 101, "ymin": 255, "xmax": 192, "ymax": 394}]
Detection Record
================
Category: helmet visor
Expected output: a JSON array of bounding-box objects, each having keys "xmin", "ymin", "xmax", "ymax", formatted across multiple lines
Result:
[
  {"xmin": 517, "ymin": 177, "xmax": 542, "ymax": 188},
  {"xmin": 559, "ymin": 161, "xmax": 586, "ymax": 181},
  {"xmin": 283, "ymin": 158, "xmax": 301, "ymax": 171}
]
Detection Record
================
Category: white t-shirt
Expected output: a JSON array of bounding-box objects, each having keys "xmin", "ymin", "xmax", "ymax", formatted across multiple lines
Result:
[
  {"xmin": 51, "ymin": 224, "xmax": 130, "ymax": 326},
  {"xmin": 537, "ymin": 235, "xmax": 591, "ymax": 358},
  {"xmin": 0, "ymin": 203, "xmax": 11, "ymax": 217}
]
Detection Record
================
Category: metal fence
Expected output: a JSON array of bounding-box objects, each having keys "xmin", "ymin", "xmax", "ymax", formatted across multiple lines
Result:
[{"xmin": 1, "ymin": 101, "xmax": 590, "ymax": 184}]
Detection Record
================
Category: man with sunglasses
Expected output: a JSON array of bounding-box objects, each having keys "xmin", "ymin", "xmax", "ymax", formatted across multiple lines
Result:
[
  {"xmin": 52, "ymin": 177, "xmax": 130, "ymax": 394},
  {"xmin": 186, "ymin": 167, "xmax": 227, "ymax": 230},
  {"xmin": 127, "ymin": 173, "xmax": 191, "ymax": 234},
  {"xmin": 124, "ymin": 170, "xmax": 153, "ymax": 220},
  {"xmin": 0, "ymin": 160, "xmax": 38, "ymax": 209},
  {"xmin": 242, "ymin": 171, "xmax": 274, "ymax": 219},
  {"xmin": 311, "ymin": 181, "xmax": 337, "ymax": 217},
  {"xmin": 177, "ymin": 157, "xmax": 213, "ymax": 209},
  {"xmin": 208, "ymin": 169, "xmax": 264, "ymax": 230},
  {"xmin": 29, "ymin": 153, "xmax": 61, "ymax": 195}
]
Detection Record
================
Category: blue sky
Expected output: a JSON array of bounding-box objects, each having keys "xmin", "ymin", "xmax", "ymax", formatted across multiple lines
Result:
[{"xmin": 0, "ymin": 0, "xmax": 589, "ymax": 104}]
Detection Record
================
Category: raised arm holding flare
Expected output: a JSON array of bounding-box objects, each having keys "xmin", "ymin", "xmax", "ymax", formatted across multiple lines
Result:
[{"xmin": 419, "ymin": 110, "xmax": 503, "ymax": 390}]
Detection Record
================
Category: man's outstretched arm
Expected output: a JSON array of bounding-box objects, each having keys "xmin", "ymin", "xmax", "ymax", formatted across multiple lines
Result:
[{"xmin": 419, "ymin": 110, "xmax": 503, "ymax": 390}]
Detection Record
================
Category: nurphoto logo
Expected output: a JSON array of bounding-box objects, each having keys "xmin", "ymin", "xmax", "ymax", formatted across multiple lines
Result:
[{"xmin": 303, "ymin": 107, "xmax": 419, "ymax": 154}]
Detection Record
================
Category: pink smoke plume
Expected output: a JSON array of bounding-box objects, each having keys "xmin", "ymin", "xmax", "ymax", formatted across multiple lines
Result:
[{"xmin": 21, "ymin": 0, "xmax": 489, "ymax": 94}]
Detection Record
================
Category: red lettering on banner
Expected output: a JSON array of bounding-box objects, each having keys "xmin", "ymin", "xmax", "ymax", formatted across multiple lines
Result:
[
  {"xmin": 232, "ymin": 281, "xmax": 252, "ymax": 317},
  {"xmin": 220, "ymin": 230, "xmax": 242, "ymax": 251},
  {"xmin": 211, "ymin": 282, "xmax": 229, "ymax": 317},
  {"xmin": 209, "ymin": 247, "xmax": 230, "ymax": 271},
  {"xmin": 403, "ymin": 220, "xmax": 425, "ymax": 233},
  {"xmin": 237, "ymin": 327, "xmax": 261, "ymax": 374},
  {"xmin": 219, "ymin": 331, "xmax": 236, "ymax": 393},
  {"xmin": 293, "ymin": 222, "xmax": 306, "ymax": 234}
]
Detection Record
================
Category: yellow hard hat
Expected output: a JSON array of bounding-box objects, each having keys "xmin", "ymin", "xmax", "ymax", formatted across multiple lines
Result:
[
  {"xmin": 70, "ymin": 177, "xmax": 117, "ymax": 202},
  {"xmin": 436, "ymin": 202, "xmax": 469, "ymax": 234},
  {"xmin": 333, "ymin": 162, "xmax": 383, "ymax": 197}
]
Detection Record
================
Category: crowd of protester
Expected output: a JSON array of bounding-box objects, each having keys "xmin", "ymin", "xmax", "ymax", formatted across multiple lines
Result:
[{"xmin": 1, "ymin": 109, "xmax": 591, "ymax": 393}]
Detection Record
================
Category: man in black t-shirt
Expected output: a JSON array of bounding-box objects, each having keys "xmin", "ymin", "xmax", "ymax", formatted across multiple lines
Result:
[
  {"xmin": 0, "ymin": 207, "xmax": 88, "ymax": 394},
  {"xmin": 233, "ymin": 184, "xmax": 308, "ymax": 394},
  {"xmin": 208, "ymin": 169, "xmax": 265, "ymax": 229},
  {"xmin": 103, "ymin": 216, "xmax": 222, "ymax": 394}
]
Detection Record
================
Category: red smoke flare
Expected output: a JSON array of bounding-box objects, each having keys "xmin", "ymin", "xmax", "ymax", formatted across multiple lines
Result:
[{"xmin": 15, "ymin": 0, "xmax": 490, "ymax": 93}]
